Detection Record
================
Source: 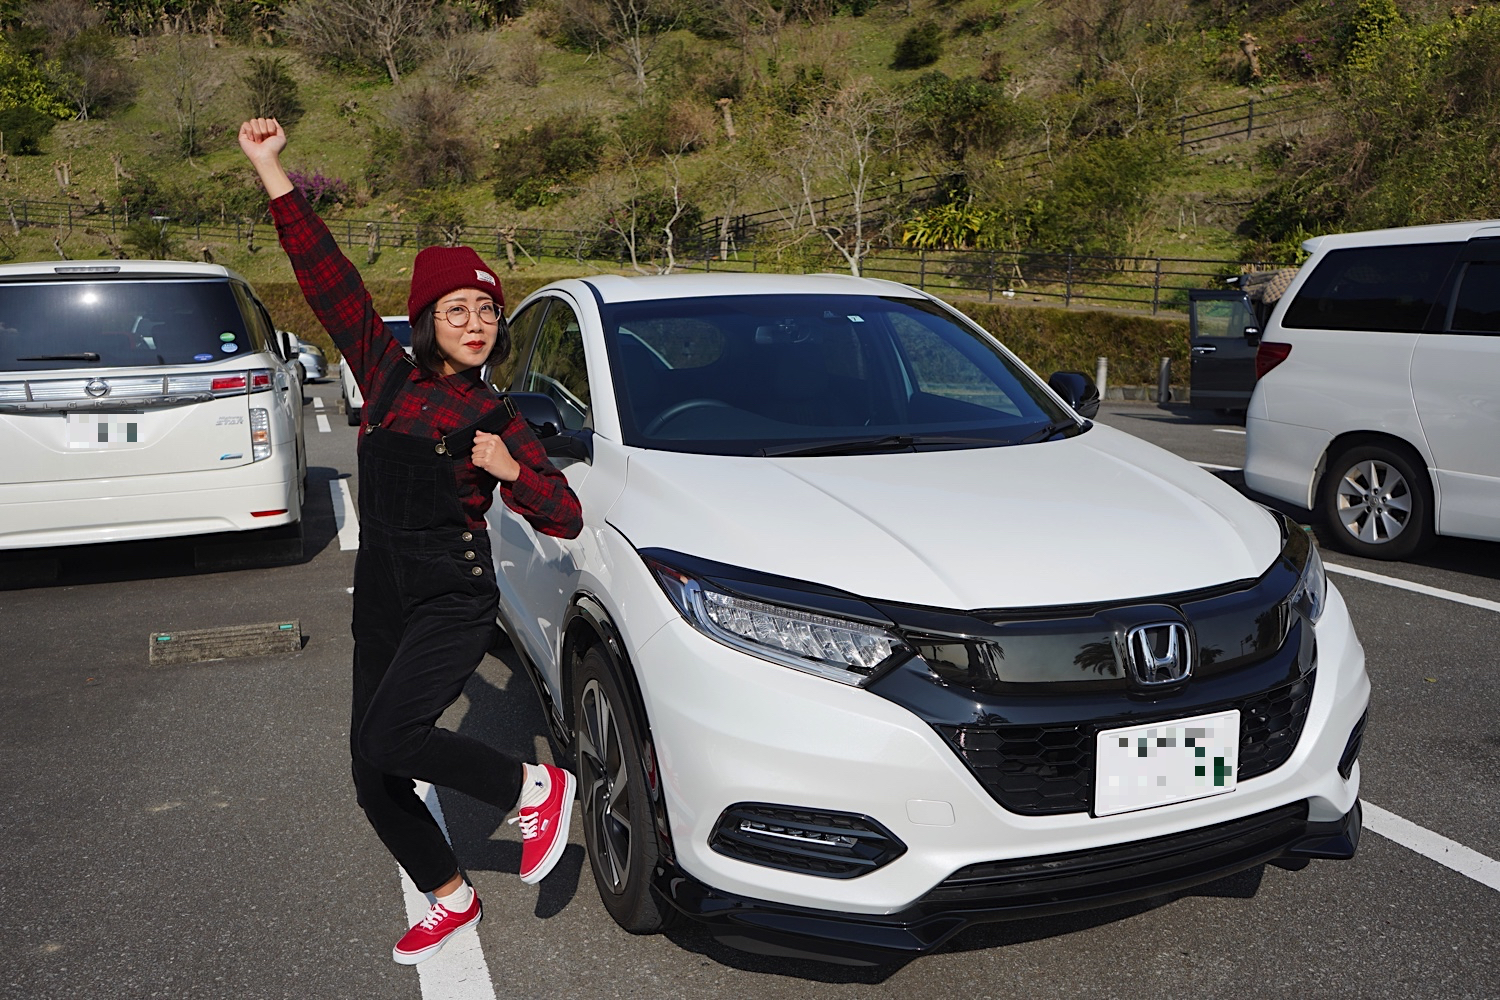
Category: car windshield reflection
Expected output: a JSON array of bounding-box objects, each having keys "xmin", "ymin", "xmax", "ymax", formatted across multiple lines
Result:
[{"xmin": 602, "ymin": 294, "xmax": 1078, "ymax": 456}]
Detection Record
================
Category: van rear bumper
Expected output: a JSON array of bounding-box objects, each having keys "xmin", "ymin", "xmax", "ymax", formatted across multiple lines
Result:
[{"xmin": 0, "ymin": 462, "xmax": 299, "ymax": 549}]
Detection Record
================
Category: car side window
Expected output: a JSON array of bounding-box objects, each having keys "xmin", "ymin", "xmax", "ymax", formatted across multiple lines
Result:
[
  {"xmin": 230, "ymin": 284, "xmax": 274, "ymax": 355},
  {"xmin": 1195, "ymin": 298, "xmax": 1255, "ymax": 338},
  {"xmin": 525, "ymin": 298, "xmax": 591, "ymax": 431},
  {"xmin": 1281, "ymin": 243, "xmax": 1461, "ymax": 333},
  {"xmin": 491, "ymin": 300, "xmax": 547, "ymax": 393},
  {"xmin": 1448, "ymin": 260, "xmax": 1500, "ymax": 334}
]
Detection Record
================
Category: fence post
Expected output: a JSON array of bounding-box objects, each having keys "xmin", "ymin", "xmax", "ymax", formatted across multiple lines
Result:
[
  {"xmin": 1157, "ymin": 357, "xmax": 1172, "ymax": 407},
  {"xmin": 987, "ymin": 253, "xmax": 996, "ymax": 301},
  {"xmin": 1065, "ymin": 254, "xmax": 1074, "ymax": 307},
  {"xmin": 919, "ymin": 250, "xmax": 926, "ymax": 290},
  {"xmin": 1152, "ymin": 258, "xmax": 1163, "ymax": 314},
  {"xmin": 1247, "ymin": 98, "xmax": 1255, "ymax": 140},
  {"xmin": 1179, "ymin": 115, "xmax": 1187, "ymax": 148}
]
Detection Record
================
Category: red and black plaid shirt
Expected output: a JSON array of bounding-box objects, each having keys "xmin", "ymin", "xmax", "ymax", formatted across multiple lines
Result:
[{"xmin": 270, "ymin": 189, "xmax": 582, "ymax": 537}]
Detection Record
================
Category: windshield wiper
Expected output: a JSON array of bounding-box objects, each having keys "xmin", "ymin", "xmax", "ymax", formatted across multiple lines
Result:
[
  {"xmin": 764, "ymin": 433, "xmax": 1017, "ymax": 457},
  {"xmin": 16, "ymin": 352, "xmax": 101, "ymax": 362},
  {"xmin": 1017, "ymin": 418, "xmax": 1086, "ymax": 444},
  {"xmin": 763, "ymin": 435, "xmax": 915, "ymax": 458}
]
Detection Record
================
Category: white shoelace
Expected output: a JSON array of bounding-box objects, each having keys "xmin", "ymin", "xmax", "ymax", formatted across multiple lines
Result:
[
  {"xmin": 418, "ymin": 903, "xmax": 451, "ymax": 930},
  {"xmin": 508, "ymin": 811, "xmax": 540, "ymax": 840}
]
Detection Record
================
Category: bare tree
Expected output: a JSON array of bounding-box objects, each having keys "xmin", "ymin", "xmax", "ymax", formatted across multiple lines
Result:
[
  {"xmin": 166, "ymin": 35, "xmax": 221, "ymax": 158},
  {"xmin": 282, "ymin": 0, "xmax": 436, "ymax": 85},
  {"xmin": 554, "ymin": 0, "xmax": 676, "ymax": 95},
  {"xmin": 768, "ymin": 82, "xmax": 905, "ymax": 276}
]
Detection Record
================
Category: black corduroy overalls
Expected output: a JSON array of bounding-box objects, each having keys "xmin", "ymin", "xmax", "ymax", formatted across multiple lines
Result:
[{"xmin": 348, "ymin": 363, "xmax": 524, "ymax": 892}]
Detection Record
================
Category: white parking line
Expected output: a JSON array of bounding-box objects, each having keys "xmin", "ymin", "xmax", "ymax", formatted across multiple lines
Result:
[
  {"xmin": 1193, "ymin": 461, "xmax": 1242, "ymax": 472},
  {"xmin": 1213, "ymin": 428, "xmax": 1247, "ymax": 435},
  {"xmin": 400, "ymin": 782, "xmax": 498, "ymax": 1000},
  {"xmin": 330, "ymin": 479, "xmax": 359, "ymax": 551},
  {"xmin": 316, "ymin": 414, "xmax": 331, "ymax": 434},
  {"xmin": 313, "ymin": 397, "xmax": 325, "ymax": 411},
  {"xmin": 1364, "ymin": 801, "xmax": 1500, "ymax": 892},
  {"xmin": 1325, "ymin": 563, "xmax": 1500, "ymax": 616}
]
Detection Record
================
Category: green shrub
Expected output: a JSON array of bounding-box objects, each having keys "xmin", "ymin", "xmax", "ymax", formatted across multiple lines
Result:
[
  {"xmin": 0, "ymin": 104, "xmax": 56, "ymax": 154},
  {"xmin": 892, "ymin": 22, "xmax": 943, "ymax": 70},
  {"xmin": 123, "ymin": 218, "xmax": 174, "ymax": 260},
  {"xmin": 1035, "ymin": 134, "xmax": 1179, "ymax": 258},
  {"xmin": 492, "ymin": 115, "xmax": 602, "ymax": 209},
  {"xmin": 366, "ymin": 87, "xmax": 476, "ymax": 194},
  {"xmin": 241, "ymin": 55, "xmax": 304, "ymax": 125},
  {"xmin": 906, "ymin": 72, "xmax": 1024, "ymax": 166}
]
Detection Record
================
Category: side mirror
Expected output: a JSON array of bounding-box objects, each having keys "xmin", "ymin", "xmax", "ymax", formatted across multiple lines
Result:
[
  {"xmin": 505, "ymin": 391, "xmax": 565, "ymax": 439},
  {"xmin": 1049, "ymin": 371, "xmax": 1101, "ymax": 418},
  {"xmin": 1243, "ymin": 326, "xmax": 1262, "ymax": 345},
  {"xmin": 278, "ymin": 330, "xmax": 295, "ymax": 361}
]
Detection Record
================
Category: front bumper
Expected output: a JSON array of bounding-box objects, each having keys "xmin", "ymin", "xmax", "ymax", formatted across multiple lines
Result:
[{"xmin": 655, "ymin": 798, "xmax": 1361, "ymax": 966}]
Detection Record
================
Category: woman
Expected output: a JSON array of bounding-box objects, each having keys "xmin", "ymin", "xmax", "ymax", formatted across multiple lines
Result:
[{"xmin": 238, "ymin": 118, "xmax": 582, "ymax": 966}]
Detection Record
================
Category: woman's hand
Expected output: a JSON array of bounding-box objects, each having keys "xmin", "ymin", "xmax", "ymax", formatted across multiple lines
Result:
[
  {"xmin": 472, "ymin": 430, "xmax": 521, "ymax": 483},
  {"xmin": 237, "ymin": 118, "xmax": 294, "ymax": 199}
]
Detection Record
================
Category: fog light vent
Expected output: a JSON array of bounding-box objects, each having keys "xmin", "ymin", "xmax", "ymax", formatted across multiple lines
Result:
[
  {"xmin": 1338, "ymin": 709, "xmax": 1368, "ymax": 780},
  {"xmin": 710, "ymin": 803, "xmax": 906, "ymax": 879}
]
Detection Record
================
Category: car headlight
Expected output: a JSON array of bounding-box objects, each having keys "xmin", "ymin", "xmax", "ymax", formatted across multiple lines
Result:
[
  {"xmin": 1290, "ymin": 535, "xmax": 1326, "ymax": 624},
  {"xmin": 646, "ymin": 559, "xmax": 909, "ymax": 686}
]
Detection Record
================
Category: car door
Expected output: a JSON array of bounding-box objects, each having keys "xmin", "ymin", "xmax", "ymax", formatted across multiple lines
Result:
[
  {"xmin": 1411, "ymin": 239, "xmax": 1500, "ymax": 541},
  {"xmin": 488, "ymin": 294, "xmax": 594, "ymax": 681},
  {"xmin": 1188, "ymin": 289, "xmax": 1259, "ymax": 410}
]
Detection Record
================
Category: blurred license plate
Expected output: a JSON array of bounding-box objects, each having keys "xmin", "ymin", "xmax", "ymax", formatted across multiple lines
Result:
[
  {"xmin": 66, "ymin": 413, "xmax": 142, "ymax": 448},
  {"xmin": 1094, "ymin": 710, "xmax": 1240, "ymax": 817}
]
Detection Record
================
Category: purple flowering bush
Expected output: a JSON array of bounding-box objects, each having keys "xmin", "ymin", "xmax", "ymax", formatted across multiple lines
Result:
[{"xmin": 287, "ymin": 169, "xmax": 351, "ymax": 208}]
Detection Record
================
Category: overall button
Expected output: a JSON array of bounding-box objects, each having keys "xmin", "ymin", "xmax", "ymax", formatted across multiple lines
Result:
[
  {"xmin": 460, "ymin": 531, "xmax": 473, "ymax": 542},
  {"xmin": 435, "ymin": 442, "xmax": 448, "ymax": 455},
  {"xmin": 463, "ymin": 550, "xmax": 476, "ymax": 560},
  {"xmin": 470, "ymin": 566, "xmax": 483, "ymax": 576}
]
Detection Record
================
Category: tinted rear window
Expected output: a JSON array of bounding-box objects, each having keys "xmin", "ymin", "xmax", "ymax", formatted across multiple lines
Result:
[
  {"xmin": 385, "ymin": 319, "xmax": 412, "ymax": 347},
  {"xmin": 0, "ymin": 279, "xmax": 256, "ymax": 371},
  {"xmin": 1282, "ymin": 243, "xmax": 1460, "ymax": 333},
  {"xmin": 1450, "ymin": 260, "xmax": 1500, "ymax": 333}
]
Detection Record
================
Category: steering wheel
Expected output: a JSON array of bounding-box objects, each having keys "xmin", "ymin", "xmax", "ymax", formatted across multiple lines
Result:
[{"xmin": 643, "ymin": 398, "xmax": 735, "ymax": 436}]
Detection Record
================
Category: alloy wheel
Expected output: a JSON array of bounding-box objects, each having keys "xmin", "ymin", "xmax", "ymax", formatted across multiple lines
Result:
[
  {"xmin": 577, "ymin": 678, "xmax": 633, "ymax": 894},
  {"xmin": 1335, "ymin": 459, "xmax": 1413, "ymax": 545}
]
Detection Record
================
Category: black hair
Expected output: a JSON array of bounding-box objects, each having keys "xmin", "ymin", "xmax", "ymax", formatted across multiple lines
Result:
[{"xmin": 410, "ymin": 302, "xmax": 511, "ymax": 376}]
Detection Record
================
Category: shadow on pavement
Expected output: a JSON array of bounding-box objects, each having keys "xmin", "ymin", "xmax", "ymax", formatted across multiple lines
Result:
[{"xmin": 0, "ymin": 465, "xmax": 343, "ymax": 590}]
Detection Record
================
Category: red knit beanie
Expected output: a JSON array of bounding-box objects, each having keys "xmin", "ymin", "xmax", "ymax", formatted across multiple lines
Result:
[{"xmin": 406, "ymin": 246, "xmax": 504, "ymax": 323}]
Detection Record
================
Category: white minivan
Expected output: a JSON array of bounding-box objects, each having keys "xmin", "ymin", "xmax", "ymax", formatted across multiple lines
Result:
[
  {"xmin": 0, "ymin": 260, "xmax": 306, "ymax": 558},
  {"xmin": 1244, "ymin": 220, "xmax": 1500, "ymax": 559}
]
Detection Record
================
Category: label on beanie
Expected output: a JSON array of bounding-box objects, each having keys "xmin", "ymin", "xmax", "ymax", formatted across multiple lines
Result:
[{"xmin": 475, "ymin": 270, "xmax": 496, "ymax": 285}]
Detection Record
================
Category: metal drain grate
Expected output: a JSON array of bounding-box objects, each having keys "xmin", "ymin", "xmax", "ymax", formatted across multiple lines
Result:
[{"xmin": 149, "ymin": 621, "xmax": 302, "ymax": 666}]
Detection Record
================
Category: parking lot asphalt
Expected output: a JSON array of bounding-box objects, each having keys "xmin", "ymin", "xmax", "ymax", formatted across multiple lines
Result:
[{"xmin": 2, "ymin": 394, "xmax": 1497, "ymax": 1000}]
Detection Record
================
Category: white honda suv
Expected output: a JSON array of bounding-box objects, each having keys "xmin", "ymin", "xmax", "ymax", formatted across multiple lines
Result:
[{"xmin": 488, "ymin": 274, "xmax": 1369, "ymax": 965}]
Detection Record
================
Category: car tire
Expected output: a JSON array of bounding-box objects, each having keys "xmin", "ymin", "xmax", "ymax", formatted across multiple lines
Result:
[
  {"xmin": 1318, "ymin": 442, "xmax": 1434, "ymax": 560},
  {"xmin": 572, "ymin": 645, "xmax": 675, "ymax": 934}
]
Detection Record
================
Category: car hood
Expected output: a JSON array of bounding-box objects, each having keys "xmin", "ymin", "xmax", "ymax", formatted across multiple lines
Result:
[{"xmin": 607, "ymin": 424, "xmax": 1282, "ymax": 610}]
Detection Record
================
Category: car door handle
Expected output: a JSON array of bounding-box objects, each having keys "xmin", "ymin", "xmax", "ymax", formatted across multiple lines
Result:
[{"xmin": 1191, "ymin": 345, "xmax": 1217, "ymax": 354}]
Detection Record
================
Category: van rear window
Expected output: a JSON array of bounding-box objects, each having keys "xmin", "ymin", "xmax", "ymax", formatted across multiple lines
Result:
[
  {"xmin": 1281, "ymin": 243, "xmax": 1460, "ymax": 333},
  {"xmin": 0, "ymin": 279, "xmax": 255, "ymax": 371}
]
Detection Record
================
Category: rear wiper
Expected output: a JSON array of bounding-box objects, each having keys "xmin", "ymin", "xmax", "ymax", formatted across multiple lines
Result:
[{"xmin": 16, "ymin": 353, "xmax": 101, "ymax": 362}]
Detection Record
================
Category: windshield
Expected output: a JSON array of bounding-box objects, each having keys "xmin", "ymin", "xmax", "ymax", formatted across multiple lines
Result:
[
  {"xmin": 0, "ymin": 279, "xmax": 256, "ymax": 371},
  {"xmin": 602, "ymin": 294, "xmax": 1075, "ymax": 455}
]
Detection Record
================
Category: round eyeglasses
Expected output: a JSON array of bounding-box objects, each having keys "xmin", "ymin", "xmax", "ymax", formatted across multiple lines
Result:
[{"xmin": 439, "ymin": 302, "xmax": 502, "ymax": 326}]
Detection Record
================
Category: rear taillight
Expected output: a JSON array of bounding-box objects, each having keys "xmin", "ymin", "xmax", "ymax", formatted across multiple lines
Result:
[
  {"xmin": 211, "ymin": 375, "xmax": 247, "ymax": 393},
  {"xmin": 250, "ymin": 408, "xmax": 271, "ymax": 461},
  {"xmin": 1255, "ymin": 342, "xmax": 1293, "ymax": 379},
  {"xmin": 250, "ymin": 370, "xmax": 272, "ymax": 391}
]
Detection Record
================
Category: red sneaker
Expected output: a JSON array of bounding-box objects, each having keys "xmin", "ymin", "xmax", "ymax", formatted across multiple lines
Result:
[
  {"xmin": 391, "ymin": 894, "xmax": 482, "ymax": 965},
  {"xmin": 515, "ymin": 763, "xmax": 576, "ymax": 884}
]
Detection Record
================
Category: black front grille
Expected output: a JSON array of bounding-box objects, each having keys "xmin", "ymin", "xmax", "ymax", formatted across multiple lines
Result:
[
  {"xmin": 925, "ymin": 801, "xmax": 1309, "ymax": 905},
  {"xmin": 939, "ymin": 671, "xmax": 1317, "ymax": 816},
  {"xmin": 709, "ymin": 803, "xmax": 907, "ymax": 879}
]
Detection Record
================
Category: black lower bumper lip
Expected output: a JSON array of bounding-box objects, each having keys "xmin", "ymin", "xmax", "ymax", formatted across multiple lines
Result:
[{"xmin": 654, "ymin": 799, "xmax": 1361, "ymax": 967}]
